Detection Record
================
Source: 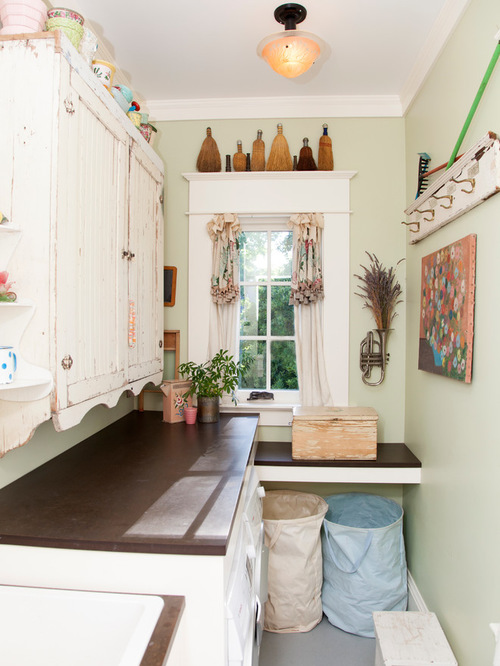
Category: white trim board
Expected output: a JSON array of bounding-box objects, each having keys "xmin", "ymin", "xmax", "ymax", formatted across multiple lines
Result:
[
  {"xmin": 408, "ymin": 571, "xmax": 430, "ymax": 612},
  {"xmin": 146, "ymin": 95, "xmax": 402, "ymax": 121},
  {"xmin": 400, "ymin": 0, "xmax": 472, "ymax": 115}
]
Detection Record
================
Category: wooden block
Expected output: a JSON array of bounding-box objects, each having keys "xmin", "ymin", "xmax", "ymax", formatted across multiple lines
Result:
[
  {"xmin": 161, "ymin": 380, "xmax": 192, "ymax": 423},
  {"xmin": 373, "ymin": 611, "xmax": 457, "ymax": 666},
  {"xmin": 292, "ymin": 406, "xmax": 378, "ymax": 460}
]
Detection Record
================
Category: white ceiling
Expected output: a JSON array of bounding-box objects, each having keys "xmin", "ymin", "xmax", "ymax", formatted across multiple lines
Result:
[{"xmin": 70, "ymin": 0, "xmax": 470, "ymax": 120}]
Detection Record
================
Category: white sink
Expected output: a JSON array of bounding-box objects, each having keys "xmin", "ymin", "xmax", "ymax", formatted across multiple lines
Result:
[{"xmin": 0, "ymin": 585, "xmax": 164, "ymax": 666}]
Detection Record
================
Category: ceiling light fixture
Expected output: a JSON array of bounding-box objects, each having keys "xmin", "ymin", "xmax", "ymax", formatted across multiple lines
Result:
[{"xmin": 257, "ymin": 3, "xmax": 325, "ymax": 79}]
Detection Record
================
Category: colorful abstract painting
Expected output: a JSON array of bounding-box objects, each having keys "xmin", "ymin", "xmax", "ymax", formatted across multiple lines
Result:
[{"xmin": 419, "ymin": 234, "xmax": 476, "ymax": 382}]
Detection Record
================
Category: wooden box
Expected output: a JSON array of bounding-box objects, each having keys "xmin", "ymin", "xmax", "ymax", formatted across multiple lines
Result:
[
  {"xmin": 161, "ymin": 380, "xmax": 192, "ymax": 423},
  {"xmin": 291, "ymin": 406, "xmax": 378, "ymax": 460},
  {"xmin": 374, "ymin": 612, "xmax": 457, "ymax": 666}
]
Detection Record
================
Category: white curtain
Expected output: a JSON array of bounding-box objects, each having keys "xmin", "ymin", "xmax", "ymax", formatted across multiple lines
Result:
[
  {"xmin": 289, "ymin": 213, "xmax": 332, "ymax": 406},
  {"xmin": 207, "ymin": 213, "xmax": 241, "ymax": 360}
]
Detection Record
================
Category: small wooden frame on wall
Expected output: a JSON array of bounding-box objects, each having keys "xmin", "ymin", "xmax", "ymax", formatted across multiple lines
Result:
[{"xmin": 164, "ymin": 266, "xmax": 177, "ymax": 307}]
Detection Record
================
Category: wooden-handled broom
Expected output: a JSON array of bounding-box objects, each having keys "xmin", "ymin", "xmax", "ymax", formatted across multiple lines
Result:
[
  {"xmin": 266, "ymin": 123, "xmax": 293, "ymax": 171},
  {"xmin": 318, "ymin": 123, "xmax": 333, "ymax": 170},
  {"xmin": 297, "ymin": 137, "xmax": 317, "ymax": 170},
  {"xmin": 233, "ymin": 140, "xmax": 246, "ymax": 171},
  {"xmin": 251, "ymin": 130, "xmax": 266, "ymax": 171},
  {"xmin": 196, "ymin": 127, "xmax": 221, "ymax": 172}
]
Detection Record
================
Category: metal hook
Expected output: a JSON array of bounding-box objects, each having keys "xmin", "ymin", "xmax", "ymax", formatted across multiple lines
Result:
[
  {"xmin": 451, "ymin": 176, "xmax": 475, "ymax": 194},
  {"xmin": 415, "ymin": 208, "xmax": 435, "ymax": 222},
  {"xmin": 401, "ymin": 220, "xmax": 420, "ymax": 233},
  {"xmin": 432, "ymin": 193, "xmax": 454, "ymax": 209}
]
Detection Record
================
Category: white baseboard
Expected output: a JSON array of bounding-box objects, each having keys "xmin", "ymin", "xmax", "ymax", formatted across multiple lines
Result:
[{"xmin": 408, "ymin": 570, "xmax": 429, "ymax": 612}]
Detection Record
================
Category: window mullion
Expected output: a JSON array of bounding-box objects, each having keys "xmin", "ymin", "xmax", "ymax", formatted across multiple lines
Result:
[{"xmin": 266, "ymin": 230, "xmax": 272, "ymax": 391}]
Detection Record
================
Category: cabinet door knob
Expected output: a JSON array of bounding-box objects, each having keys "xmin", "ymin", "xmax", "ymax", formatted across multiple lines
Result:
[{"xmin": 61, "ymin": 355, "xmax": 73, "ymax": 370}]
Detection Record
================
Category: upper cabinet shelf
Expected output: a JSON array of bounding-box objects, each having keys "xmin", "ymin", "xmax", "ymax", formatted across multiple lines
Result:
[
  {"xmin": 0, "ymin": 300, "xmax": 53, "ymax": 403},
  {"xmin": 404, "ymin": 132, "xmax": 500, "ymax": 243}
]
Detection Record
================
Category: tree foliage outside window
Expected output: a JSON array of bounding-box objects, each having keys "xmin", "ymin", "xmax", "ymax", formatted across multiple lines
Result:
[{"xmin": 239, "ymin": 230, "xmax": 298, "ymax": 391}]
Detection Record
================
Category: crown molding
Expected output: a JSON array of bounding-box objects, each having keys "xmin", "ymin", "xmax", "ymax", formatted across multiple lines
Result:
[
  {"xmin": 400, "ymin": 0, "xmax": 471, "ymax": 115},
  {"xmin": 146, "ymin": 94, "xmax": 403, "ymax": 122}
]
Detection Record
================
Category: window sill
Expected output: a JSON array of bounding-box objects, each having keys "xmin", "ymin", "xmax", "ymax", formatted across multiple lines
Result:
[{"xmin": 220, "ymin": 402, "xmax": 294, "ymax": 427}]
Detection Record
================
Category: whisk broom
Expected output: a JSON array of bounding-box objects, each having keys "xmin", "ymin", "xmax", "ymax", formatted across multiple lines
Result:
[
  {"xmin": 318, "ymin": 123, "xmax": 333, "ymax": 170},
  {"xmin": 266, "ymin": 123, "xmax": 293, "ymax": 171},
  {"xmin": 233, "ymin": 140, "xmax": 246, "ymax": 171},
  {"xmin": 196, "ymin": 127, "xmax": 221, "ymax": 172},
  {"xmin": 251, "ymin": 130, "xmax": 266, "ymax": 171},
  {"xmin": 297, "ymin": 137, "xmax": 317, "ymax": 170}
]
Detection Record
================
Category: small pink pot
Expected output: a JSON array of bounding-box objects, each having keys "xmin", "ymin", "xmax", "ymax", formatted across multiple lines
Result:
[{"xmin": 184, "ymin": 406, "xmax": 197, "ymax": 425}]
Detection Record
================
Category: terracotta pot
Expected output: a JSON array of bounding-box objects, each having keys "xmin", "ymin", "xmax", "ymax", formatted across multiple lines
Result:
[
  {"xmin": 184, "ymin": 406, "xmax": 197, "ymax": 425},
  {"xmin": 197, "ymin": 396, "xmax": 220, "ymax": 423}
]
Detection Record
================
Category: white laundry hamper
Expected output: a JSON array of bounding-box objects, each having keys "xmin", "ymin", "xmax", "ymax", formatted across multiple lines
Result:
[
  {"xmin": 322, "ymin": 492, "xmax": 408, "ymax": 638},
  {"xmin": 263, "ymin": 490, "xmax": 328, "ymax": 633}
]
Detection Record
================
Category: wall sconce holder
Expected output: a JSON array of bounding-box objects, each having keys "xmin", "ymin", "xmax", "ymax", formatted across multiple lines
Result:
[{"xmin": 359, "ymin": 329, "xmax": 390, "ymax": 386}]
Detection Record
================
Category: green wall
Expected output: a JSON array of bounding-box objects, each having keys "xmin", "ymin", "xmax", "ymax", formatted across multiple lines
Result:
[
  {"xmin": 156, "ymin": 117, "xmax": 407, "ymax": 442},
  {"xmin": 403, "ymin": 0, "xmax": 500, "ymax": 663}
]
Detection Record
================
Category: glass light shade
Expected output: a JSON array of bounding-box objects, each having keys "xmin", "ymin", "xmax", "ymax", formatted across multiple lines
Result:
[{"xmin": 257, "ymin": 29, "xmax": 323, "ymax": 78}]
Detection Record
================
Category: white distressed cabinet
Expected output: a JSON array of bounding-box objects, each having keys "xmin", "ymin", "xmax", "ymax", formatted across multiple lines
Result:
[{"xmin": 0, "ymin": 32, "xmax": 164, "ymax": 449}]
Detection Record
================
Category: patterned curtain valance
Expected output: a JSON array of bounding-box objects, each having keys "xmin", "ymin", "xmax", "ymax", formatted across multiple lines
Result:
[
  {"xmin": 288, "ymin": 212, "xmax": 325, "ymax": 305},
  {"xmin": 207, "ymin": 213, "xmax": 241, "ymax": 304}
]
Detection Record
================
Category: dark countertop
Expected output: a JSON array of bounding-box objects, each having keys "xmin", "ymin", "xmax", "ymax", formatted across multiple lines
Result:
[
  {"xmin": 0, "ymin": 411, "xmax": 259, "ymax": 556},
  {"xmin": 255, "ymin": 441, "xmax": 422, "ymax": 467},
  {"xmin": 142, "ymin": 595, "xmax": 185, "ymax": 666}
]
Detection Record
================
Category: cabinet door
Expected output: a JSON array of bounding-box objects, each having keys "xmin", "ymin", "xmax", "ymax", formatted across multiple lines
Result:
[
  {"xmin": 127, "ymin": 142, "xmax": 164, "ymax": 383},
  {"xmin": 53, "ymin": 70, "xmax": 129, "ymax": 414}
]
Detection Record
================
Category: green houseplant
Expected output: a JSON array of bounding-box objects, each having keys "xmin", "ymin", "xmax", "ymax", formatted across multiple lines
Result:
[{"xmin": 177, "ymin": 349, "xmax": 242, "ymax": 423}]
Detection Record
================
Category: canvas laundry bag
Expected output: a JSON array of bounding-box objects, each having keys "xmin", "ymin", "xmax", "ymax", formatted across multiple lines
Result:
[
  {"xmin": 322, "ymin": 492, "xmax": 408, "ymax": 638},
  {"xmin": 263, "ymin": 490, "xmax": 328, "ymax": 633}
]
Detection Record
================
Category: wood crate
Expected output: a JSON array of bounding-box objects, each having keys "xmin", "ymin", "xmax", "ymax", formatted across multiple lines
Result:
[
  {"xmin": 374, "ymin": 611, "xmax": 457, "ymax": 666},
  {"xmin": 291, "ymin": 406, "xmax": 378, "ymax": 460},
  {"xmin": 161, "ymin": 380, "xmax": 192, "ymax": 423}
]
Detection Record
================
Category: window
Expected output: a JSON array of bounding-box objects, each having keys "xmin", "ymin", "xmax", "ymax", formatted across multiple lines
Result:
[
  {"xmin": 186, "ymin": 172, "xmax": 353, "ymax": 412},
  {"xmin": 238, "ymin": 225, "xmax": 298, "ymax": 398}
]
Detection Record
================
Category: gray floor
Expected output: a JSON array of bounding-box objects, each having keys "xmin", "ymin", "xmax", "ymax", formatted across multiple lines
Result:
[{"xmin": 259, "ymin": 615, "xmax": 375, "ymax": 666}]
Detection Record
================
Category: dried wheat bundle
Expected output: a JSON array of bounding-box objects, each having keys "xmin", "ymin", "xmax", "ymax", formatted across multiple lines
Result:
[{"xmin": 354, "ymin": 252, "xmax": 404, "ymax": 329}]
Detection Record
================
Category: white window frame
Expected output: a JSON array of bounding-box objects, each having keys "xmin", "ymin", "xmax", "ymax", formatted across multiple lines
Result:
[
  {"xmin": 238, "ymin": 218, "xmax": 299, "ymax": 404},
  {"xmin": 185, "ymin": 171, "xmax": 355, "ymax": 419}
]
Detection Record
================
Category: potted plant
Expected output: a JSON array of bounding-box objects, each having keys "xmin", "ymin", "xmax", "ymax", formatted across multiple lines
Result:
[{"xmin": 177, "ymin": 349, "xmax": 242, "ymax": 423}]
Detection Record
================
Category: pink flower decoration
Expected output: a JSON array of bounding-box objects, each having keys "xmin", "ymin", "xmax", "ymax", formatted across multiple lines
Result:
[{"xmin": 0, "ymin": 271, "xmax": 14, "ymax": 294}]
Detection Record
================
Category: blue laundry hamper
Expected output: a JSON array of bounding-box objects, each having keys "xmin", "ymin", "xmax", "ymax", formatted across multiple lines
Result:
[{"xmin": 321, "ymin": 493, "xmax": 407, "ymax": 638}]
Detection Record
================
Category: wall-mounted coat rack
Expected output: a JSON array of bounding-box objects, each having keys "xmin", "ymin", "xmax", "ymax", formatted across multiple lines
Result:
[{"xmin": 403, "ymin": 132, "xmax": 500, "ymax": 244}]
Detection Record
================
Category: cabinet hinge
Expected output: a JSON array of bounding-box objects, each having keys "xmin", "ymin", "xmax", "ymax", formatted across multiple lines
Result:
[{"xmin": 64, "ymin": 98, "xmax": 75, "ymax": 115}]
